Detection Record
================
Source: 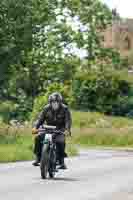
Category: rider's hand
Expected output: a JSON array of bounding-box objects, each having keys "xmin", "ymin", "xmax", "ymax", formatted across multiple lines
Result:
[
  {"xmin": 64, "ymin": 130, "xmax": 71, "ymax": 137},
  {"xmin": 32, "ymin": 128, "xmax": 38, "ymax": 135}
]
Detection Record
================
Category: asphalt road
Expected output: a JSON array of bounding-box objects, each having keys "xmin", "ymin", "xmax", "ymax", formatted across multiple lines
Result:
[{"xmin": 1, "ymin": 149, "xmax": 133, "ymax": 200}]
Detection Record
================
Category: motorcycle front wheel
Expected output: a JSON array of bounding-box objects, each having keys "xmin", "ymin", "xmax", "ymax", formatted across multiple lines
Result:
[
  {"xmin": 40, "ymin": 143, "xmax": 49, "ymax": 179},
  {"xmin": 48, "ymin": 148, "xmax": 56, "ymax": 178}
]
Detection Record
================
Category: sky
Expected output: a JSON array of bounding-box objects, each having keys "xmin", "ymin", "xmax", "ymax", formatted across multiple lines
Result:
[{"xmin": 102, "ymin": 0, "xmax": 133, "ymax": 18}]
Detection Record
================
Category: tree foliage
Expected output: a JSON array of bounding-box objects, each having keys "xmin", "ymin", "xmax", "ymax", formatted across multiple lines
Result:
[
  {"xmin": 0, "ymin": 0, "xmax": 131, "ymax": 121},
  {"xmin": 72, "ymin": 71, "xmax": 131, "ymax": 115}
]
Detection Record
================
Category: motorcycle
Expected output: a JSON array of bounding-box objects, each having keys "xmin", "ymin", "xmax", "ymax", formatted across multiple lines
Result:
[{"xmin": 39, "ymin": 125, "xmax": 64, "ymax": 179}]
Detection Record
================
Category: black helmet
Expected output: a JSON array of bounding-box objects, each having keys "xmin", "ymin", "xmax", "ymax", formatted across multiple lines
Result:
[{"xmin": 48, "ymin": 92, "xmax": 63, "ymax": 103}]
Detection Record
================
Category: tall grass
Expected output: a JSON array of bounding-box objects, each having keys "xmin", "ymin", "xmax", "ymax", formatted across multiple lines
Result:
[
  {"xmin": 72, "ymin": 111, "xmax": 133, "ymax": 147},
  {"xmin": 0, "ymin": 111, "xmax": 133, "ymax": 162},
  {"xmin": 72, "ymin": 127, "xmax": 133, "ymax": 147},
  {"xmin": 72, "ymin": 111, "xmax": 133, "ymax": 128},
  {"xmin": 0, "ymin": 123, "xmax": 77, "ymax": 162},
  {"xmin": 0, "ymin": 124, "xmax": 33, "ymax": 162}
]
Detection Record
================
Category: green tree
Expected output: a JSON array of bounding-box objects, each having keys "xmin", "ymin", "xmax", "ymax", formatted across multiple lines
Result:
[
  {"xmin": 0, "ymin": 0, "xmax": 32, "ymax": 99},
  {"xmin": 65, "ymin": 0, "xmax": 112, "ymax": 63}
]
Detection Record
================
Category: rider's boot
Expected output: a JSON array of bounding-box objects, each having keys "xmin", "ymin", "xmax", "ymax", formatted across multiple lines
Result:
[
  {"xmin": 58, "ymin": 158, "xmax": 67, "ymax": 170},
  {"xmin": 32, "ymin": 155, "xmax": 40, "ymax": 166}
]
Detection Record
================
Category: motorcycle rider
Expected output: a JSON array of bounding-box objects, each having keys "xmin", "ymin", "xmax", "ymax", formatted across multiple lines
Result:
[{"xmin": 32, "ymin": 92, "xmax": 72, "ymax": 169}]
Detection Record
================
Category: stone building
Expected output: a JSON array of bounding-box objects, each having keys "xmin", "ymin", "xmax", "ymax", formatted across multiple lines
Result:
[{"xmin": 103, "ymin": 19, "xmax": 133, "ymax": 57}]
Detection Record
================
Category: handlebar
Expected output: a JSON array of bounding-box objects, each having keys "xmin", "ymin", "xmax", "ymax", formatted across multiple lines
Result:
[
  {"xmin": 41, "ymin": 125, "xmax": 56, "ymax": 129},
  {"xmin": 38, "ymin": 128, "xmax": 64, "ymax": 135}
]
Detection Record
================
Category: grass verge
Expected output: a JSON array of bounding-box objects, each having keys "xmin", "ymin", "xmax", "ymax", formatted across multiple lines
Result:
[
  {"xmin": 1, "ymin": 111, "xmax": 133, "ymax": 162},
  {"xmin": 0, "ymin": 135, "xmax": 33, "ymax": 162},
  {"xmin": 71, "ymin": 127, "xmax": 133, "ymax": 148},
  {"xmin": 0, "ymin": 134, "xmax": 77, "ymax": 163}
]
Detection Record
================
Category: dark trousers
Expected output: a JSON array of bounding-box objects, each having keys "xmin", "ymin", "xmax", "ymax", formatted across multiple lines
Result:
[
  {"xmin": 55, "ymin": 142, "xmax": 66, "ymax": 164},
  {"xmin": 34, "ymin": 134, "xmax": 45, "ymax": 161},
  {"xmin": 33, "ymin": 133, "xmax": 66, "ymax": 164}
]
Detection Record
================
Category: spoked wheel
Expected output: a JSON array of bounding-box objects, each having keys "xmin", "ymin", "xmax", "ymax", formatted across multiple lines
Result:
[
  {"xmin": 48, "ymin": 148, "xmax": 57, "ymax": 179},
  {"xmin": 40, "ymin": 144, "xmax": 49, "ymax": 179}
]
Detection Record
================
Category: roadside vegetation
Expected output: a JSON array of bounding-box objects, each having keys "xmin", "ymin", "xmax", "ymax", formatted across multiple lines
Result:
[
  {"xmin": 0, "ymin": 122, "xmax": 77, "ymax": 162},
  {"xmin": 72, "ymin": 111, "xmax": 133, "ymax": 147},
  {"xmin": 1, "ymin": 111, "xmax": 133, "ymax": 162},
  {"xmin": 0, "ymin": 0, "xmax": 133, "ymax": 162}
]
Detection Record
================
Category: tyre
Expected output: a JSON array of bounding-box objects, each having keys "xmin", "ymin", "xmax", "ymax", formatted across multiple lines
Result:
[
  {"xmin": 48, "ymin": 148, "xmax": 56, "ymax": 179},
  {"xmin": 40, "ymin": 144, "xmax": 49, "ymax": 179}
]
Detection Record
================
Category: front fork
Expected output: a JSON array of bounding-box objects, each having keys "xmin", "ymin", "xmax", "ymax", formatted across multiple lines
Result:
[{"xmin": 43, "ymin": 138, "xmax": 57, "ymax": 171}]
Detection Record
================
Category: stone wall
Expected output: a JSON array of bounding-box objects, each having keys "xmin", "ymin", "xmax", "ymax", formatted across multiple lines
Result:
[{"xmin": 103, "ymin": 19, "xmax": 133, "ymax": 57}]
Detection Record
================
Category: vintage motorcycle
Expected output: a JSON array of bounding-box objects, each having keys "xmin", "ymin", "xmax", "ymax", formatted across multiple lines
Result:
[{"xmin": 39, "ymin": 125, "xmax": 64, "ymax": 179}]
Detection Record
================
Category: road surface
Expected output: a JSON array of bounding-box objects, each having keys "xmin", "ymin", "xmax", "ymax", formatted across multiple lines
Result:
[{"xmin": 0, "ymin": 149, "xmax": 133, "ymax": 200}]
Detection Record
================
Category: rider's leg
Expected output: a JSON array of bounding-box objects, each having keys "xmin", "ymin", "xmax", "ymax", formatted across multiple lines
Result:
[
  {"xmin": 56, "ymin": 141, "xmax": 67, "ymax": 169},
  {"xmin": 55, "ymin": 142, "xmax": 60, "ymax": 165},
  {"xmin": 64, "ymin": 142, "xmax": 68, "ymax": 158},
  {"xmin": 33, "ymin": 134, "xmax": 45, "ymax": 166}
]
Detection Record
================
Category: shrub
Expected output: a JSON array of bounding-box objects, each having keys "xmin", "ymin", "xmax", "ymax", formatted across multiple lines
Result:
[
  {"xmin": 0, "ymin": 101, "xmax": 17, "ymax": 123},
  {"xmin": 72, "ymin": 70, "xmax": 131, "ymax": 115}
]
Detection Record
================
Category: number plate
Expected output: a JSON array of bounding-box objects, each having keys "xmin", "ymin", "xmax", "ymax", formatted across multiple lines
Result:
[{"xmin": 45, "ymin": 133, "xmax": 52, "ymax": 142}]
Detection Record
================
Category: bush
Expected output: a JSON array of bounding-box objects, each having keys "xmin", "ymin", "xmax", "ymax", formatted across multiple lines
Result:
[
  {"xmin": 0, "ymin": 96, "xmax": 33, "ymax": 123},
  {"xmin": 72, "ymin": 70, "xmax": 131, "ymax": 115},
  {"xmin": 0, "ymin": 101, "xmax": 17, "ymax": 123}
]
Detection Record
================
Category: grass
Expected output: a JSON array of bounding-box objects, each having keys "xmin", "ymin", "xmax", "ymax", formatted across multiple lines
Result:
[
  {"xmin": 0, "ymin": 134, "xmax": 33, "ymax": 162},
  {"xmin": 116, "ymin": 69, "xmax": 133, "ymax": 84},
  {"xmin": 72, "ymin": 111, "xmax": 133, "ymax": 128},
  {"xmin": 0, "ymin": 110, "xmax": 133, "ymax": 162},
  {"xmin": 71, "ymin": 111, "xmax": 133, "ymax": 148},
  {"xmin": 71, "ymin": 127, "xmax": 133, "ymax": 147},
  {"xmin": 0, "ymin": 135, "xmax": 77, "ymax": 163},
  {"xmin": 0, "ymin": 125, "xmax": 77, "ymax": 163}
]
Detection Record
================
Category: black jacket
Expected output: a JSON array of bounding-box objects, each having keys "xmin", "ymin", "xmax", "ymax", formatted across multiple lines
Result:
[{"xmin": 34, "ymin": 104, "xmax": 72, "ymax": 131}]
